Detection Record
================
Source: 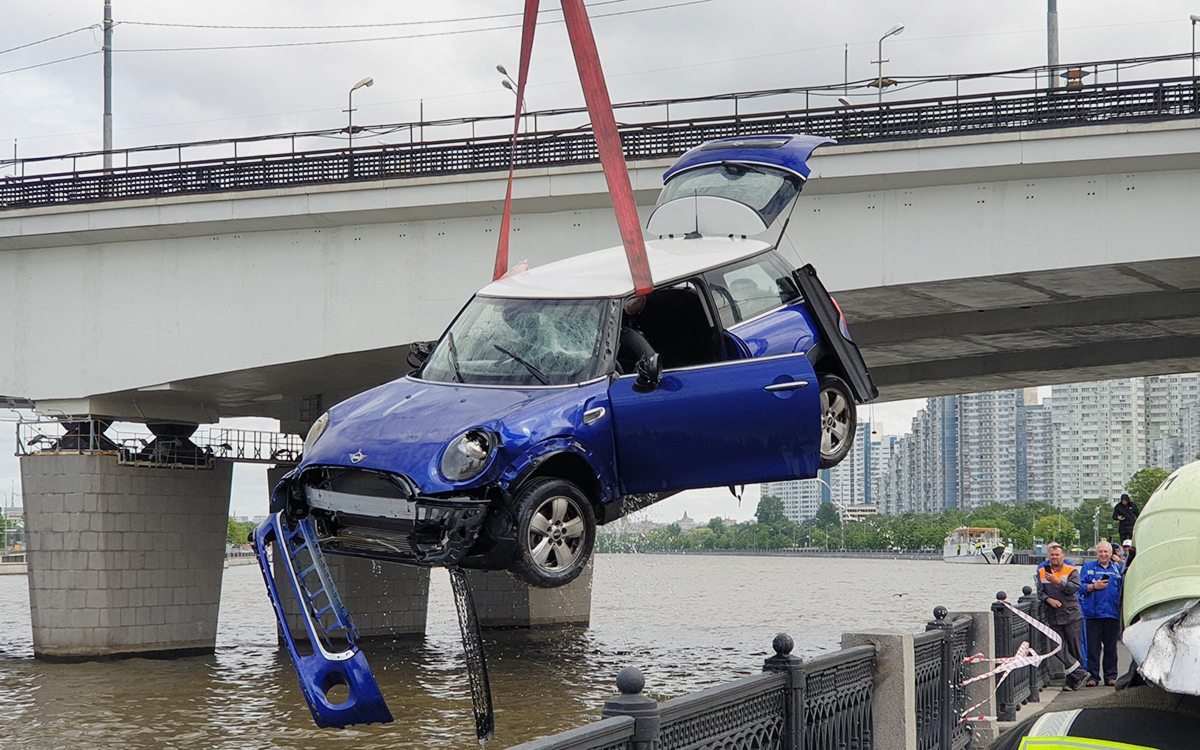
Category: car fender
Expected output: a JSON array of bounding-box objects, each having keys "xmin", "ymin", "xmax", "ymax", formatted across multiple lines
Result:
[
  {"xmin": 501, "ymin": 437, "xmax": 618, "ymax": 506},
  {"xmin": 269, "ymin": 467, "xmax": 301, "ymax": 514}
]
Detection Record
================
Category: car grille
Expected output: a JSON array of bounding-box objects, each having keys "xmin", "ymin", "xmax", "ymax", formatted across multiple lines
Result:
[
  {"xmin": 302, "ymin": 466, "xmax": 418, "ymax": 499},
  {"xmin": 328, "ymin": 524, "xmax": 414, "ymax": 556}
]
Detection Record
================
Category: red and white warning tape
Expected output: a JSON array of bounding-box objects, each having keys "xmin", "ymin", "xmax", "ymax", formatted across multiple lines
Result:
[{"xmin": 959, "ymin": 600, "xmax": 1063, "ymax": 721}]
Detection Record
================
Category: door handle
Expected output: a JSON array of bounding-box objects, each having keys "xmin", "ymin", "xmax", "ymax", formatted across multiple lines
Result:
[{"xmin": 764, "ymin": 380, "xmax": 809, "ymax": 392}]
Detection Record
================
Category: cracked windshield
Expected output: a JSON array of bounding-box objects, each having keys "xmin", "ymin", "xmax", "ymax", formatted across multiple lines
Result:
[{"xmin": 421, "ymin": 297, "xmax": 608, "ymax": 386}]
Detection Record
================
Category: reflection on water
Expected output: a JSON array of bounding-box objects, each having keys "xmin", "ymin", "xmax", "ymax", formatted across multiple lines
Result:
[{"xmin": 0, "ymin": 554, "xmax": 1035, "ymax": 749}]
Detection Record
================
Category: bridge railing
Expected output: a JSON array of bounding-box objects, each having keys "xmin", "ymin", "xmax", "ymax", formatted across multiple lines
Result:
[
  {"xmin": 14, "ymin": 420, "xmax": 302, "ymax": 468},
  {"xmin": 3, "ymin": 67, "xmax": 1200, "ymax": 210}
]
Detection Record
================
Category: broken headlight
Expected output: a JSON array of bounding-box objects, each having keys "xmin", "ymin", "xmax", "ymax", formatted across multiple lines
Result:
[
  {"xmin": 440, "ymin": 429, "xmax": 495, "ymax": 481},
  {"xmin": 303, "ymin": 412, "xmax": 329, "ymax": 456}
]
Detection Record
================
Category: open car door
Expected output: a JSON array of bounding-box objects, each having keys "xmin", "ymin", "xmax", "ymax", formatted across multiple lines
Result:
[
  {"xmin": 793, "ymin": 264, "xmax": 879, "ymax": 404},
  {"xmin": 608, "ymin": 352, "xmax": 821, "ymax": 494}
]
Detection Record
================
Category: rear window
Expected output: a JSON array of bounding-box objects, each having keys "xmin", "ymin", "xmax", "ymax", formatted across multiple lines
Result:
[
  {"xmin": 705, "ymin": 256, "xmax": 800, "ymax": 327},
  {"xmin": 657, "ymin": 164, "xmax": 800, "ymax": 227}
]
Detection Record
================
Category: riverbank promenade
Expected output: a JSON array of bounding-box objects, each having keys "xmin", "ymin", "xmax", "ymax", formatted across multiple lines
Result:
[{"xmin": 508, "ymin": 585, "xmax": 1131, "ymax": 750}]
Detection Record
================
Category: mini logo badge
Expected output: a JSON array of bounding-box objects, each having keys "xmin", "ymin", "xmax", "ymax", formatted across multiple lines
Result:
[{"xmin": 350, "ymin": 450, "xmax": 366, "ymax": 464}]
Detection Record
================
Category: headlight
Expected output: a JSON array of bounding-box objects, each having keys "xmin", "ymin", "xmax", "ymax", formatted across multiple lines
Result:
[
  {"xmin": 303, "ymin": 412, "xmax": 330, "ymax": 456},
  {"xmin": 441, "ymin": 429, "xmax": 495, "ymax": 481}
]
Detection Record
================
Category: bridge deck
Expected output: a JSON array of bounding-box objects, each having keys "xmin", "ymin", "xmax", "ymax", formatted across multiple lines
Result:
[{"xmin": 4, "ymin": 72, "xmax": 1200, "ymax": 211}]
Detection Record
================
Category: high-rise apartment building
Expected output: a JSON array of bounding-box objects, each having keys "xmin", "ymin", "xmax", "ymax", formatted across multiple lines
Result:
[
  {"xmin": 870, "ymin": 375, "xmax": 1200, "ymax": 516},
  {"xmin": 1021, "ymin": 394, "xmax": 1055, "ymax": 505},
  {"xmin": 762, "ymin": 421, "xmax": 888, "ymax": 522},
  {"xmin": 761, "ymin": 474, "xmax": 827, "ymax": 523},
  {"xmin": 825, "ymin": 421, "xmax": 872, "ymax": 506},
  {"xmin": 957, "ymin": 390, "xmax": 1021, "ymax": 509},
  {"xmin": 1050, "ymin": 379, "xmax": 1145, "ymax": 509}
]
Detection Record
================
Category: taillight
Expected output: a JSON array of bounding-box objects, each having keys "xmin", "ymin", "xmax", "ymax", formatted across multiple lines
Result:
[{"xmin": 831, "ymin": 296, "xmax": 847, "ymax": 326}]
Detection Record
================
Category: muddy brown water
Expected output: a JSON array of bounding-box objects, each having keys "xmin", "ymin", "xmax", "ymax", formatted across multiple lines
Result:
[{"xmin": 0, "ymin": 554, "xmax": 1035, "ymax": 749}]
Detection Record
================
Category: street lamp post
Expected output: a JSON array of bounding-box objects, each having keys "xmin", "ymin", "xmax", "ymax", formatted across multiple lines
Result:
[
  {"xmin": 346, "ymin": 77, "xmax": 374, "ymax": 151},
  {"xmin": 873, "ymin": 23, "xmax": 905, "ymax": 107},
  {"xmin": 497, "ymin": 64, "xmax": 530, "ymax": 132},
  {"xmin": 1191, "ymin": 16, "xmax": 1200, "ymax": 78}
]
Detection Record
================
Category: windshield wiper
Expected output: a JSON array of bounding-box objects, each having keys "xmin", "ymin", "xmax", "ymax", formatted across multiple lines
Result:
[
  {"xmin": 493, "ymin": 344, "xmax": 550, "ymax": 385},
  {"xmin": 446, "ymin": 332, "xmax": 464, "ymax": 383}
]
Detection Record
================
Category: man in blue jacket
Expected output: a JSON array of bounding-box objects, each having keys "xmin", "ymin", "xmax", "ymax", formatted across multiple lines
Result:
[{"xmin": 1079, "ymin": 539, "xmax": 1124, "ymax": 686}]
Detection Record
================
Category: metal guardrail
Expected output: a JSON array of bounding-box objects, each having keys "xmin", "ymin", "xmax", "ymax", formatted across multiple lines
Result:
[
  {"xmin": 14, "ymin": 421, "xmax": 302, "ymax": 468},
  {"xmin": 3, "ymin": 70, "xmax": 1200, "ymax": 211}
]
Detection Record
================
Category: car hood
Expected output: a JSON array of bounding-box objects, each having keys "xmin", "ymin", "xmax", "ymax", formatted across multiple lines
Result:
[{"xmin": 300, "ymin": 375, "xmax": 590, "ymax": 494}]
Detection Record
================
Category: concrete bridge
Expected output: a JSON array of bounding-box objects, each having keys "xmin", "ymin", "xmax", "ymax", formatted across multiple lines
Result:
[{"xmin": 4, "ymin": 70, "xmax": 1200, "ymax": 659}]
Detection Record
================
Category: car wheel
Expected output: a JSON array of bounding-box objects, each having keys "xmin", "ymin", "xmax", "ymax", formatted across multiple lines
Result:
[
  {"xmin": 509, "ymin": 477, "xmax": 595, "ymax": 588},
  {"xmin": 818, "ymin": 374, "xmax": 856, "ymax": 469}
]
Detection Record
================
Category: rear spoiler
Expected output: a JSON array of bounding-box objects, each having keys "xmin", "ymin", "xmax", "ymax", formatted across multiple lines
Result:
[{"xmin": 793, "ymin": 264, "xmax": 879, "ymax": 404}]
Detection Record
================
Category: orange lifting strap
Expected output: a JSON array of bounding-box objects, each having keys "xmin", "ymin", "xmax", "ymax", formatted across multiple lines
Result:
[{"xmin": 493, "ymin": 0, "xmax": 653, "ymax": 297}]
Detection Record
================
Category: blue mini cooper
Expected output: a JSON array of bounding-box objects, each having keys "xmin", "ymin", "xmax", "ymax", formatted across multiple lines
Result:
[{"xmin": 270, "ymin": 134, "xmax": 877, "ymax": 589}]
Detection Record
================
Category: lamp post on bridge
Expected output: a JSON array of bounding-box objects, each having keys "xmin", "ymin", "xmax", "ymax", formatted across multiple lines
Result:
[
  {"xmin": 345, "ymin": 77, "xmax": 374, "ymax": 152},
  {"xmin": 1191, "ymin": 16, "xmax": 1200, "ymax": 78},
  {"xmin": 872, "ymin": 23, "xmax": 905, "ymax": 107},
  {"xmin": 497, "ymin": 64, "xmax": 530, "ymax": 132}
]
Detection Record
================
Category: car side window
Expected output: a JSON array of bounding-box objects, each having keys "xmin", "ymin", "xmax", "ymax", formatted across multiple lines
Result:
[{"xmin": 707, "ymin": 257, "xmax": 801, "ymax": 327}]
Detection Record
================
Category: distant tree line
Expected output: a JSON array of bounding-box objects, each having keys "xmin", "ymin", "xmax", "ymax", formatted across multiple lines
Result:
[
  {"xmin": 596, "ymin": 467, "xmax": 1170, "ymax": 554},
  {"xmin": 227, "ymin": 517, "xmax": 257, "ymax": 546}
]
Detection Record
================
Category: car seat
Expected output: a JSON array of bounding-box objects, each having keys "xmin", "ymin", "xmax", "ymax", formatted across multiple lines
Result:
[{"xmin": 635, "ymin": 288, "xmax": 720, "ymax": 369}]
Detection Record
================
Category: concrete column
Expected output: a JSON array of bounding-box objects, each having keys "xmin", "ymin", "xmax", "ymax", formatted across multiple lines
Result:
[
  {"xmin": 465, "ymin": 560, "xmax": 593, "ymax": 629},
  {"xmin": 272, "ymin": 553, "xmax": 429, "ymax": 639},
  {"xmin": 266, "ymin": 467, "xmax": 429, "ymax": 640},
  {"xmin": 951, "ymin": 610, "xmax": 997, "ymax": 746},
  {"xmin": 842, "ymin": 630, "xmax": 916, "ymax": 750},
  {"xmin": 21, "ymin": 453, "xmax": 232, "ymax": 660}
]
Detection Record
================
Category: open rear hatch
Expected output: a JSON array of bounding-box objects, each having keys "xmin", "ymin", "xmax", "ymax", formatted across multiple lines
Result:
[{"xmin": 647, "ymin": 135, "xmax": 834, "ymax": 238}]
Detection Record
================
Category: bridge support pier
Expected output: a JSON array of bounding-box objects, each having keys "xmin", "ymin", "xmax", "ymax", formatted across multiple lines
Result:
[
  {"xmin": 465, "ymin": 561, "xmax": 593, "ymax": 629},
  {"xmin": 21, "ymin": 453, "xmax": 232, "ymax": 660},
  {"xmin": 272, "ymin": 553, "xmax": 430, "ymax": 640},
  {"xmin": 266, "ymin": 467, "xmax": 429, "ymax": 640}
]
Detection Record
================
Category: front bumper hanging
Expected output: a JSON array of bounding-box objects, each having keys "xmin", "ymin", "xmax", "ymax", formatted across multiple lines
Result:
[{"xmin": 252, "ymin": 512, "xmax": 393, "ymax": 728}]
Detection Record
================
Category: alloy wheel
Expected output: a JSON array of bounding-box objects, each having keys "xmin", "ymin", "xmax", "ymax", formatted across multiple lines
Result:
[
  {"xmin": 526, "ymin": 495, "xmax": 587, "ymax": 573},
  {"xmin": 821, "ymin": 387, "xmax": 852, "ymax": 459}
]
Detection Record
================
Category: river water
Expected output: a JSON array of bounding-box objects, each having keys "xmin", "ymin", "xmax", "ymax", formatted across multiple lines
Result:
[{"xmin": 0, "ymin": 555, "xmax": 1035, "ymax": 749}]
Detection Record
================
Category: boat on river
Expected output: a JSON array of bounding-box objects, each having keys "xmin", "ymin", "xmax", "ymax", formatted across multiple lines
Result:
[{"xmin": 943, "ymin": 527, "xmax": 1014, "ymax": 564}]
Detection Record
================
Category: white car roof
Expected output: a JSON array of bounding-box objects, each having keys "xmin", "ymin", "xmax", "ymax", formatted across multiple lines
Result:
[{"xmin": 481, "ymin": 236, "xmax": 774, "ymax": 299}]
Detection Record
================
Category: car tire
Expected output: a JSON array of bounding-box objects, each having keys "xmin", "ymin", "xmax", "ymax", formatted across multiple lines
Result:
[
  {"xmin": 818, "ymin": 374, "xmax": 856, "ymax": 469},
  {"xmin": 509, "ymin": 477, "xmax": 595, "ymax": 588}
]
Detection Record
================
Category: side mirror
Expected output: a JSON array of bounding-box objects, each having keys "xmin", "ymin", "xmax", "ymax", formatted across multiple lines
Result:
[
  {"xmin": 406, "ymin": 341, "xmax": 435, "ymax": 368},
  {"xmin": 633, "ymin": 353, "xmax": 662, "ymax": 393}
]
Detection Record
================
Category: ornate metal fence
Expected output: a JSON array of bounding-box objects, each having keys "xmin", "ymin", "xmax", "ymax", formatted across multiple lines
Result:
[
  {"xmin": 803, "ymin": 645, "xmax": 875, "ymax": 750},
  {"xmin": 1017, "ymin": 586, "xmax": 1054, "ymax": 691},
  {"xmin": 4, "ymin": 74, "xmax": 1200, "ymax": 210},
  {"xmin": 507, "ymin": 611, "xmax": 1007, "ymax": 750},
  {"xmin": 510, "ymin": 633, "xmax": 874, "ymax": 750},
  {"xmin": 915, "ymin": 609, "xmax": 973, "ymax": 750},
  {"xmin": 991, "ymin": 591, "xmax": 1041, "ymax": 722},
  {"xmin": 913, "ymin": 628, "xmax": 946, "ymax": 750},
  {"xmin": 657, "ymin": 671, "xmax": 789, "ymax": 750}
]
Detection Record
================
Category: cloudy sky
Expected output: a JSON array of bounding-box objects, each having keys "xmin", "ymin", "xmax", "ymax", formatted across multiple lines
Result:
[
  {"xmin": 1, "ymin": 0, "xmax": 1192, "ymax": 519},
  {"xmin": 4, "ymin": 1, "xmax": 1198, "ymax": 160}
]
